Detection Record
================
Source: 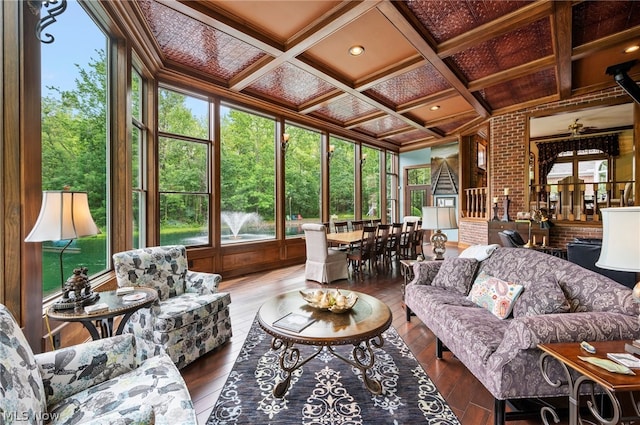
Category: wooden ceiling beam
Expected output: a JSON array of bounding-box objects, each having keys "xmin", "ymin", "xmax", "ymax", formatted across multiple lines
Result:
[
  {"xmin": 230, "ymin": 1, "xmax": 382, "ymax": 91},
  {"xmin": 551, "ymin": 1, "xmax": 573, "ymax": 99},
  {"xmin": 379, "ymin": 1, "xmax": 490, "ymax": 119}
]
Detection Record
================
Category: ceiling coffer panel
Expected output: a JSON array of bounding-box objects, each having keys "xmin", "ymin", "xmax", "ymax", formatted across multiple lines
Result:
[
  {"xmin": 365, "ymin": 64, "xmax": 451, "ymax": 107},
  {"xmin": 449, "ymin": 19, "xmax": 552, "ymax": 82},
  {"xmin": 385, "ymin": 129, "xmax": 433, "ymax": 144},
  {"xmin": 405, "ymin": 0, "xmax": 534, "ymax": 44},
  {"xmin": 132, "ymin": 0, "xmax": 639, "ymax": 149},
  {"xmin": 312, "ymin": 95, "xmax": 379, "ymax": 124},
  {"xmin": 477, "ymin": 68, "xmax": 556, "ymax": 110},
  {"xmin": 138, "ymin": 0, "xmax": 266, "ymax": 81},
  {"xmin": 246, "ymin": 63, "xmax": 338, "ymax": 107},
  {"xmin": 572, "ymin": 1, "xmax": 640, "ymax": 47},
  {"xmin": 354, "ymin": 115, "xmax": 410, "ymax": 136},
  {"xmin": 435, "ymin": 117, "xmax": 473, "ymax": 135}
]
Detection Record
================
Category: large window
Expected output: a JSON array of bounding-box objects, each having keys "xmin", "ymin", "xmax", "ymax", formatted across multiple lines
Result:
[
  {"xmin": 220, "ymin": 105, "xmax": 276, "ymax": 243},
  {"xmin": 386, "ymin": 151, "xmax": 398, "ymax": 223},
  {"xmin": 329, "ymin": 137, "xmax": 355, "ymax": 221},
  {"xmin": 546, "ymin": 149, "xmax": 609, "ymax": 200},
  {"xmin": 157, "ymin": 88, "xmax": 210, "ymax": 246},
  {"xmin": 361, "ymin": 145, "xmax": 381, "ymax": 219},
  {"xmin": 131, "ymin": 67, "xmax": 146, "ymax": 248},
  {"xmin": 40, "ymin": 1, "xmax": 108, "ymax": 299},
  {"xmin": 284, "ymin": 124, "xmax": 321, "ymax": 237}
]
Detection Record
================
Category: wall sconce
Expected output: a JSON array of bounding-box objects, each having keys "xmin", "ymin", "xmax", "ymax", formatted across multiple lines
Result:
[
  {"xmin": 360, "ymin": 153, "xmax": 367, "ymax": 167},
  {"xmin": 328, "ymin": 144, "xmax": 335, "ymax": 161},
  {"xmin": 281, "ymin": 133, "xmax": 290, "ymax": 155}
]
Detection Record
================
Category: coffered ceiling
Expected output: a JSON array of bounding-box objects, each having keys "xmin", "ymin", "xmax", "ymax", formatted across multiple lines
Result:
[{"xmin": 125, "ymin": 0, "xmax": 640, "ymax": 150}]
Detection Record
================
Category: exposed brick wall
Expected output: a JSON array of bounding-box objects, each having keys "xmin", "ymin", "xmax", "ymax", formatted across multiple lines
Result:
[
  {"xmin": 550, "ymin": 225, "xmax": 603, "ymax": 248},
  {"xmin": 459, "ymin": 86, "xmax": 629, "ymax": 248},
  {"xmin": 459, "ymin": 219, "xmax": 488, "ymax": 246}
]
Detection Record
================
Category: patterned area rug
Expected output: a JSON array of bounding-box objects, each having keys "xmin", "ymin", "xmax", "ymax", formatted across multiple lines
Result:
[{"xmin": 208, "ymin": 317, "xmax": 461, "ymax": 424}]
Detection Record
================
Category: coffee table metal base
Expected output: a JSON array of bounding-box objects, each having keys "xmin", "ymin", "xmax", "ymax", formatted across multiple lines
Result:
[{"xmin": 271, "ymin": 333, "xmax": 384, "ymax": 398}]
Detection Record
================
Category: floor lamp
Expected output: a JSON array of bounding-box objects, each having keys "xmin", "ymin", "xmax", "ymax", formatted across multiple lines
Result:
[
  {"xmin": 596, "ymin": 207, "xmax": 640, "ymax": 301},
  {"xmin": 422, "ymin": 206, "xmax": 458, "ymax": 261},
  {"xmin": 25, "ymin": 190, "xmax": 101, "ymax": 310}
]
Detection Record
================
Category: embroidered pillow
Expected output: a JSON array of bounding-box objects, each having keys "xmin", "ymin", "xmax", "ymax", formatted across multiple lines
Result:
[
  {"xmin": 458, "ymin": 244, "xmax": 500, "ymax": 261},
  {"xmin": 431, "ymin": 257, "xmax": 479, "ymax": 295},
  {"xmin": 467, "ymin": 271, "xmax": 524, "ymax": 319},
  {"xmin": 513, "ymin": 276, "xmax": 570, "ymax": 317}
]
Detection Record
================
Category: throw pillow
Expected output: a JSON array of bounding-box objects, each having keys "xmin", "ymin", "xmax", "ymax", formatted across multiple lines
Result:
[
  {"xmin": 431, "ymin": 257, "xmax": 479, "ymax": 295},
  {"xmin": 513, "ymin": 276, "xmax": 570, "ymax": 317},
  {"xmin": 458, "ymin": 244, "xmax": 500, "ymax": 261},
  {"xmin": 467, "ymin": 271, "xmax": 524, "ymax": 319}
]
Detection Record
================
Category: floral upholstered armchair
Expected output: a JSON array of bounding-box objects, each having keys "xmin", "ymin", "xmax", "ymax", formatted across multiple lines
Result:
[
  {"xmin": 0, "ymin": 303, "xmax": 196, "ymax": 424},
  {"xmin": 112, "ymin": 245, "xmax": 232, "ymax": 369}
]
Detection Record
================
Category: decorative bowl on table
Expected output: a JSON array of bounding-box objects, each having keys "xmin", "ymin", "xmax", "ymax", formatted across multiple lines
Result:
[{"xmin": 300, "ymin": 289, "xmax": 358, "ymax": 313}]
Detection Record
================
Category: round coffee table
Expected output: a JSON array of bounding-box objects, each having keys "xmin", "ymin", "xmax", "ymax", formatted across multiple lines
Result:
[{"xmin": 257, "ymin": 289, "xmax": 392, "ymax": 398}]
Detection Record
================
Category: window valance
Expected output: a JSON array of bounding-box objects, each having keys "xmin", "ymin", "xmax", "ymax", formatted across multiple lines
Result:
[{"xmin": 536, "ymin": 134, "xmax": 620, "ymax": 184}]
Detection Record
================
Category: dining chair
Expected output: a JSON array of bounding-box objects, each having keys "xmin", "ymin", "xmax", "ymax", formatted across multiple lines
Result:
[
  {"xmin": 347, "ymin": 226, "xmax": 377, "ymax": 276},
  {"xmin": 302, "ymin": 223, "xmax": 349, "ymax": 283},
  {"xmin": 374, "ymin": 224, "xmax": 391, "ymax": 270},
  {"xmin": 333, "ymin": 221, "xmax": 349, "ymax": 233},
  {"xmin": 399, "ymin": 221, "xmax": 416, "ymax": 259},
  {"xmin": 387, "ymin": 223, "xmax": 403, "ymax": 264},
  {"xmin": 412, "ymin": 220, "xmax": 423, "ymax": 258},
  {"xmin": 351, "ymin": 220, "xmax": 365, "ymax": 231}
]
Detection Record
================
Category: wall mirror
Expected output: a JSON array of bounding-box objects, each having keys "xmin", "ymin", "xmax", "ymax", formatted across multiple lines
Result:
[{"xmin": 525, "ymin": 100, "xmax": 636, "ymax": 222}]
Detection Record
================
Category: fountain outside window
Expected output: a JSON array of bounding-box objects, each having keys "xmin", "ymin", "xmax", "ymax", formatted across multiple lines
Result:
[{"xmin": 221, "ymin": 211, "xmax": 261, "ymax": 239}]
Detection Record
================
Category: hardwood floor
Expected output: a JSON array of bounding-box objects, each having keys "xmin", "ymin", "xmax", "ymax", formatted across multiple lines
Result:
[{"xmin": 180, "ymin": 257, "xmax": 553, "ymax": 425}]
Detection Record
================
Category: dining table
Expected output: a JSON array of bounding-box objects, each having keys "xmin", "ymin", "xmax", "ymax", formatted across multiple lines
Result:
[{"xmin": 326, "ymin": 230, "xmax": 364, "ymax": 246}]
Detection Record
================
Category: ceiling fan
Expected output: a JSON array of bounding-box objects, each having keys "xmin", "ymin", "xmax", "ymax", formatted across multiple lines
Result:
[
  {"xmin": 567, "ymin": 118, "xmax": 597, "ymax": 136},
  {"xmin": 568, "ymin": 118, "xmax": 584, "ymax": 136}
]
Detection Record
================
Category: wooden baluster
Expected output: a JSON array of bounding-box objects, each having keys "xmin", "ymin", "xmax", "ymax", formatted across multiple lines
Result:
[
  {"xmin": 546, "ymin": 185, "xmax": 551, "ymax": 217},
  {"xmin": 620, "ymin": 183, "xmax": 625, "ymax": 207},
  {"xmin": 593, "ymin": 183, "xmax": 599, "ymax": 221},
  {"xmin": 580, "ymin": 184, "xmax": 586, "ymax": 221},
  {"xmin": 568, "ymin": 184, "xmax": 575, "ymax": 221},
  {"xmin": 557, "ymin": 190, "xmax": 563, "ymax": 221}
]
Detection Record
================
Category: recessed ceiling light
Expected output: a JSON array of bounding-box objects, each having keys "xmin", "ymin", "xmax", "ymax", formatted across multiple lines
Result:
[
  {"xmin": 349, "ymin": 45, "xmax": 365, "ymax": 56},
  {"xmin": 624, "ymin": 45, "xmax": 640, "ymax": 53},
  {"xmin": 430, "ymin": 105, "xmax": 440, "ymax": 111}
]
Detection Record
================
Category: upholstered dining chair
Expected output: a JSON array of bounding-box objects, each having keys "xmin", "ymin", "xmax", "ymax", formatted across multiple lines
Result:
[
  {"xmin": 302, "ymin": 223, "xmax": 349, "ymax": 283},
  {"xmin": 112, "ymin": 245, "xmax": 232, "ymax": 369}
]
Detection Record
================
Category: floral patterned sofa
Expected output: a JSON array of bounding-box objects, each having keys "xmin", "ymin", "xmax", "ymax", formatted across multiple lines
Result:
[
  {"xmin": 0, "ymin": 303, "xmax": 196, "ymax": 424},
  {"xmin": 112, "ymin": 245, "xmax": 232, "ymax": 369},
  {"xmin": 405, "ymin": 247, "xmax": 640, "ymax": 425}
]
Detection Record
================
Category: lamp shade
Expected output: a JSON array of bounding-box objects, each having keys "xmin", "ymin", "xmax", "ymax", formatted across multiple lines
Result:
[
  {"xmin": 422, "ymin": 206, "xmax": 458, "ymax": 231},
  {"xmin": 596, "ymin": 207, "xmax": 640, "ymax": 272},
  {"xmin": 25, "ymin": 191, "xmax": 100, "ymax": 242}
]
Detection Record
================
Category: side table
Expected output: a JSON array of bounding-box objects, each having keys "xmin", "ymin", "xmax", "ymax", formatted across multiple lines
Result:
[
  {"xmin": 538, "ymin": 340, "xmax": 640, "ymax": 425},
  {"xmin": 47, "ymin": 287, "xmax": 157, "ymax": 341}
]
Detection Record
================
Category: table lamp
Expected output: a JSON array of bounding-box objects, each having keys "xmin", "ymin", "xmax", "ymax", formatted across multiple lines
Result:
[
  {"xmin": 422, "ymin": 206, "xmax": 458, "ymax": 260},
  {"xmin": 596, "ymin": 207, "xmax": 640, "ymax": 299},
  {"xmin": 25, "ymin": 190, "xmax": 101, "ymax": 310}
]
